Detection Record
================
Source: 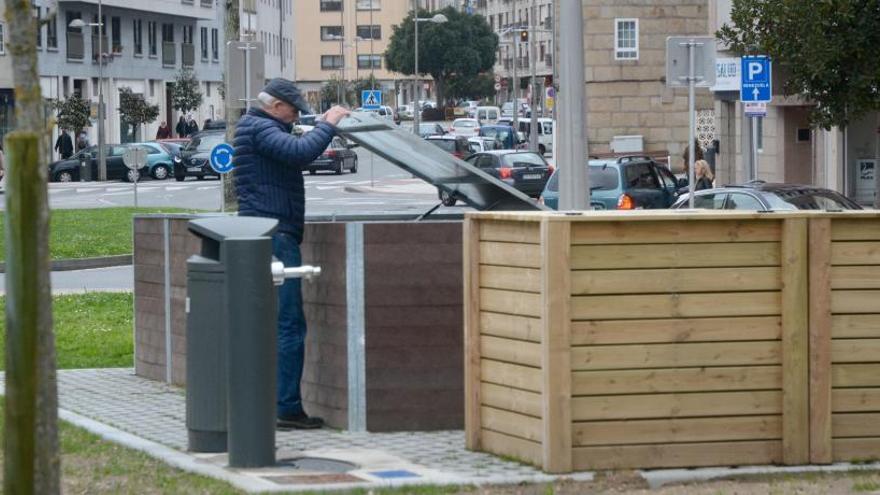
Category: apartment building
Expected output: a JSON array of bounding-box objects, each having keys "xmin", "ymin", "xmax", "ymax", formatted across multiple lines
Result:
[
  {"xmin": 0, "ymin": 13, "xmax": 12, "ymax": 142},
  {"xmin": 240, "ymin": 0, "xmax": 295, "ymax": 80}
]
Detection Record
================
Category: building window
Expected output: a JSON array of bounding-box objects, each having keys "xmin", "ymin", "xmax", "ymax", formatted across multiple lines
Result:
[
  {"xmin": 133, "ymin": 20, "xmax": 143, "ymax": 55},
  {"xmin": 148, "ymin": 21, "xmax": 157, "ymax": 56},
  {"xmin": 797, "ymin": 128, "xmax": 811, "ymax": 142},
  {"xmin": 183, "ymin": 25, "xmax": 193, "ymax": 45},
  {"xmin": 320, "ymin": 0, "xmax": 342, "ymax": 12},
  {"xmin": 200, "ymin": 27, "xmax": 208, "ymax": 59},
  {"xmin": 321, "ymin": 26, "xmax": 343, "ymax": 41},
  {"xmin": 356, "ymin": 25, "xmax": 380, "ymax": 40},
  {"xmin": 34, "ymin": 5, "xmax": 42, "ymax": 48},
  {"xmin": 321, "ymin": 55, "xmax": 344, "ymax": 70},
  {"xmin": 47, "ymin": 14, "xmax": 58, "ymax": 49},
  {"xmin": 0, "ymin": 23, "xmax": 4, "ymax": 55},
  {"xmin": 162, "ymin": 23, "xmax": 174, "ymax": 44},
  {"xmin": 356, "ymin": 0, "xmax": 380, "ymax": 10},
  {"xmin": 206, "ymin": 81, "xmax": 211, "ymax": 97},
  {"xmin": 614, "ymin": 18, "xmax": 638, "ymax": 60},
  {"xmin": 357, "ymin": 54, "xmax": 381, "ymax": 69},
  {"xmin": 211, "ymin": 28, "xmax": 218, "ymax": 60},
  {"xmin": 111, "ymin": 17, "xmax": 121, "ymax": 53}
]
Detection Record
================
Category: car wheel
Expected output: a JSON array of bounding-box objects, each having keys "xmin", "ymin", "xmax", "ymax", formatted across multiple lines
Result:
[
  {"xmin": 152, "ymin": 164, "xmax": 170, "ymax": 180},
  {"xmin": 439, "ymin": 189, "xmax": 457, "ymax": 207},
  {"xmin": 125, "ymin": 169, "xmax": 140, "ymax": 183},
  {"xmin": 351, "ymin": 157, "xmax": 358, "ymax": 174},
  {"xmin": 55, "ymin": 170, "xmax": 75, "ymax": 183},
  {"xmin": 539, "ymin": 144, "xmax": 546, "ymax": 155},
  {"xmin": 334, "ymin": 160, "xmax": 343, "ymax": 175}
]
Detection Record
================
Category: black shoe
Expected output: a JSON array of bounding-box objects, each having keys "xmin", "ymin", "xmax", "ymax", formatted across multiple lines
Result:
[{"xmin": 277, "ymin": 412, "xmax": 324, "ymax": 430}]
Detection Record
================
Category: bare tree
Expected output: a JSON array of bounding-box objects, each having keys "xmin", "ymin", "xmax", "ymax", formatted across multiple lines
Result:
[{"xmin": 3, "ymin": 3, "xmax": 60, "ymax": 494}]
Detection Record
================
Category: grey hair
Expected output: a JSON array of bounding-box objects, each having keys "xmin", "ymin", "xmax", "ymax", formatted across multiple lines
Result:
[{"xmin": 257, "ymin": 91, "xmax": 279, "ymax": 108}]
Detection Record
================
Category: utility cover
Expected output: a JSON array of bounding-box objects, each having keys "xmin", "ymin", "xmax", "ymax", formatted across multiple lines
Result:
[{"xmin": 335, "ymin": 112, "xmax": 548, "ymax": 212}]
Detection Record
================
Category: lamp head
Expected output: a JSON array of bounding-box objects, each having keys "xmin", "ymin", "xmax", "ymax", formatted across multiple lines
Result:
[
  {"xmin": 68, "ymin": 18, "xmax": 86, "ymax": 29},
  {"xmin": 430, "ymin": 14, "xmax": 448, "ymax": 23}
]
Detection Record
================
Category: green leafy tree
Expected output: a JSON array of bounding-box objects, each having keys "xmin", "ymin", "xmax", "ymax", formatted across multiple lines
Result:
[
  {"xmin": 53, "ymin": 96, "xmax": 91, "ymax": 133},
  {"xmin": 446, "ymin": 72, "xmax": 497, "ymax": 101},
  {"xmin": 353, "ymin": 75, "xmax": 381, "ymax": 106},
  {"xmin": 118, "ymin": 87, "xmax": 160, "ymax": 141},
  {"xmin": 385, "ymin": 7, "xmax": 497, "ymax": 107},
  {"xmin": 321, "ymin": 75, "xmax": 354, "ymax": 110},
  {"xmin": 170, "ymin": 68, "xmax": 204, "ymax": 115},
  {"xmin": 717, "ymin": 0, "xmax": 880, "ymax": 130}
]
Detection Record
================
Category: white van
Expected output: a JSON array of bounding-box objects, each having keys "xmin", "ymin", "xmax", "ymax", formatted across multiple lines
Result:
[
  {"xmin": 518, "ymin": 118, "xmax": 554, "ymax": 155},
  {"xmin": 474, "ymin": 106, "xmax": 501, "ymax": 125}
]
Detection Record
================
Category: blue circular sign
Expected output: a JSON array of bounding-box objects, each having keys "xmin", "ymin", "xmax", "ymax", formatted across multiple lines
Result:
[{"xmin": 209, "ymin": 143, "xmax": 235, "ymax": 174}]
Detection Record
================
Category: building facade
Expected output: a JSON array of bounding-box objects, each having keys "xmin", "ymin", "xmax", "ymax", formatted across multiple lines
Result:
[{"xmin": 241, "ymin": 0, "xmax": 295, "ymax": 80}]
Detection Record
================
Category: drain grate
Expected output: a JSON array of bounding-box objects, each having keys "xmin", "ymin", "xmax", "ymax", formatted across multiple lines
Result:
[{"xmin": 275, "ymin": 456, "xmax": 358, "ymax": 473}]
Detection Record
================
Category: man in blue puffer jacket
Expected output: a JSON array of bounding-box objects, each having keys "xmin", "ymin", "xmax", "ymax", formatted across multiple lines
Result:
[{"xmin": 234, "ymin": 78, "xmax": 349, "ymax": 429}]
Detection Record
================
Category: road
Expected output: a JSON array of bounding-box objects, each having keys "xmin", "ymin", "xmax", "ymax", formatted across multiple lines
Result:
[{"xmin": 0, "ymin": 265, "xmax": 134, "ymax": 295}]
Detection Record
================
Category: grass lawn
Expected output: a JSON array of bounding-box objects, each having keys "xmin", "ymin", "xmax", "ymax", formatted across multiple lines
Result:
[
  {"xmin": 0, "ymin": 207, "xmax": 198, "ymax": 262},
  {"xmin": 0, "ymin": 293, "xmax": 133, "ymax": 370}
]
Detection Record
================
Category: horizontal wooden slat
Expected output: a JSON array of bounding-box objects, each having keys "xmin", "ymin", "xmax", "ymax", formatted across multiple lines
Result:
[
  {"xmin": 831, "ymin": 290, "xmax": 880, "ymax": 314},
  {"xmin": 573, "ymin": 415, "xmax": 782, "ymax": 447},
  {"xmin": 571, "ymin": 267, "xmax": 781, "ymax": 295},
  {"xmin": 571, "ymin": 341, "xmax": 781, "ymax": 371},
  {"xmin": 831, "ymin": 266, "xmax": 880, "ymax": 289},
  {"xmin": 831, "ymin": 340, "xmax": 880, "ymax": 364},
  {"xmin": 480, "ymin": 221, "xmax": 540, "ymax": 244},
  {"xmin": 832, "ymin": 413, "xmax": 880, "ymax": 438},
  {"xmin": 482, "ymin": 406, "xmax": 542, "ymax": 443},
  {"xmin": 572, "ymin": 366, "xmax": 782, "ymax": 395},
  {"xmin": 480, "ymin": 335, "xmax": 541, "ymax": 367},
  {"xmin": 832, "ymin": 388, "xmax": 880, "ymax": 413},
  {"xmin": 572, "ymin": 391, "xmax": 782, "ymax": 421},
  {"xmin": 479, "ymin": 242, "xmax": 541, "ymax": 268},
  {"xmin": 572, "ymin": 440, "xmax": 782, "ymax": 470},
  {"xmin": 571, "ymin": 220, "xmax": 781, "ymax": 245},
  {"xmin": 480, "ymin": 312, "xmax": 541, "ymax": 343},
  {"xmin": 481, "ymin": 382, "xmax": 542, "ymax": 417},
  {"xmin": 833, "ymin": 364, "xmax": 880, "ymax": 388},
  {"xmin": 571, "ymin": 242, "xmax": 780, "ymax": 270},
  {"xmin": 832, "ymin": 315, "xmax": 880, "ymax": 339},
  {"xmin": 480, "ymin": 265, "xmax": 541, "ymax": 293},
  {"xmin": 480, "ymin": 429, "xmax": 542, "ymax": 467},
  {"xmin": 832, "ymin": 219, "xmax": 880, "ymax": 241},
  {"xmin": 481, "ymin": 360, "xmax": 542, "ymax": 392},
  {"xmin": 480, "ymin": 289, "xmax": 541, "ymax": 318},
  {"xmin": 831, "ymin": 241, "xmax": 880, "ymax": 265},
  {"xmin": 832, "ymin": 438, "xmax": 880, "ymax": 463},
  {"xmin": 572, "ymin": 292, "xmax": 781, "ymax": 320},
  {"xmin": 571, "ymin": 316, "xmax": 782, "ymax": 345}
]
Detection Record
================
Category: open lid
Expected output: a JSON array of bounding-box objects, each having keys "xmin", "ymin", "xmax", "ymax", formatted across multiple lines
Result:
[{"xmin": 335, "ymin": 112, "xmax": 549, "ymax": 212}]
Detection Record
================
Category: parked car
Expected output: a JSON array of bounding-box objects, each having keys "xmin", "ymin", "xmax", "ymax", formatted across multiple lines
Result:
[
  {"xmin": 517, "ymin": 118, "xmax": 554, "ymax": 155},
  {"xmin": 397, "ymin": 105, "xmax": 414, "ymax": 121},
  {"xmin": 467, "ymin": 136, "xmax": 499, "ymax": 154},
  {"xmin": 450, "ymin": 118, "xmax": 481, "ymax": 138},
  {"xmin": 49, "ymin": 144, "xmax": 148, "ymax": 182},
  {"xmin": 132, "ymin": 141, "xmax": 175, "ymax": 180},
  {"xmin": 355, "ymin": 105, "xmax": 397, "ymax": 124},
  {"xmin": 501, "ymin": 100, "xmax": 530, "ymax": 117},
  {"xmin": 418, "ymin": 122, "xmax": 447, "ymax": 138},
  {"xmin": 172, "ymin": 130, "xmax": 226, "ymax": 181},
  {"xmin": 425, "ymin": 135, "xmax": 472, "ymax": 160},
  {"xmin": 539, "ymin": 157, "xmax": 681, "ymax": 210},
  {"xmin": 203, "ymin": 119, "xmax": 227, "ymax": 131},
  {"xmin": 439, "ymin": 150, "xmax": 552, "ymax": 206},
  {"xmin": 479, "ymin": 125, "xmax": 524, "ymax": 150},
  {"xmin": 672, "ymin": 182, "xmax": 863, "ymax": 211},
  {"xmin": 475, "ymin": 106, "xmax": 501, "ymax": 125},
  {"xmin": 305, "ymin": 136, "xmax": 358, "ymax": 175}
]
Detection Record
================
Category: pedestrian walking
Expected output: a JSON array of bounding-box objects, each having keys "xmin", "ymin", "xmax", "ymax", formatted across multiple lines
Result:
[
  {"xmin": 186, "ymin": 117, "xmax": 199, "ymax": 137},
  {"xmin": 233, "ymin": 78, "xmax": 349, "ymax": 429},
  {"xmin": 694, "ymin": 159, "xmax": 714, "ymax": 190},
  {"xmin": 76, "ymin": 131, "xmax": 89, "ymax": 152},
  {"xmin": 54, "ymin": 129, "xmax": 74, "ymax": 159},
  {"xmin": 175, "ymin": 116, "xmax": 187, "ymax": 138},
  {"xmin": 156, "ymin": 121, "xmax": 172, "ymax": 139}
]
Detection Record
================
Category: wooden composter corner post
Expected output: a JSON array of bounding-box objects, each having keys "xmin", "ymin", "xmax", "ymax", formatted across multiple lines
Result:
[
  {"xmin": 808, "ymin": 217, "xmax": 833, "ymax": 463},
  {"xmin": 464, "ymin": 216, "xmax": 482, "ymax": 450}
]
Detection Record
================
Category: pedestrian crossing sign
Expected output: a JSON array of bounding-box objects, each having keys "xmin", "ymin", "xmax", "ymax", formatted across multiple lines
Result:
[{"xmin": 361, "ymin": 90, "xmax": 382, "ymax": 110}]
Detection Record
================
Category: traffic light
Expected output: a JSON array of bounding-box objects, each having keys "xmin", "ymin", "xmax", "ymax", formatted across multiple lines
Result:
[{"xmin": 519, "ymin": 29, "xmax": 528, "ymax": 43}]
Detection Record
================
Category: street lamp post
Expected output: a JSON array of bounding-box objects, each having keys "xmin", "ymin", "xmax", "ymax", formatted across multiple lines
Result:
[
  {"xmin": 411, "ymin": 4, "xmax": 447, "ymax": 136},
  {"xmin": 69, "ymin": 3, "xmax": 106, "ymax": 181}
]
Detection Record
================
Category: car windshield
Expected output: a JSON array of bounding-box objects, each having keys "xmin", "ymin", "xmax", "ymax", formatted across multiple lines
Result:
[
  {"xmin": 545, "ymin": 165, "xmax": 619, "ymax": 192},
  {"xmin": 185, "ymin": 133, "xmax": 225, "ymax": 152},
  {"xmin": 502, "ymin": 153, "xmax": 545, "ymax": 168},
  {"xmin": 454, "ymin": 120, "xmax": 477, "ymax": 128},
  {"xmin": 763, "ymin": 189, "xmax": 862, "ymax": 210},
  {"xmin": 428, "ymin": 140, "xmax": 456, "ymax": 153}
]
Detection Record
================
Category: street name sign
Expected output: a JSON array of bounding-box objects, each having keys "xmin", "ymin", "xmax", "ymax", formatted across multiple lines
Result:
[
  {"xmin": 361, "ymin": 90, "xmax": 382, "ymax": 110},
  {"xmin": 209, "ymin": 143, "xmax": 235, "ymax": 174},
  {"xmin": 740, "ymin": 55, "xmax": 772, "ymax": 102}
]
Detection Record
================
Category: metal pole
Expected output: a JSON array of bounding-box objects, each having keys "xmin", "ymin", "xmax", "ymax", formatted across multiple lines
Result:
[
  {"xmin": 98, "ymin": 0, "xmax": 106, "ymax": 181},
  {"xmin": 687, "ymin": 40, "xmax": 696, "ymax": 208},
  {"xmin": 339, "ymin": 2, "xmax": 345, "ymax": 105},
  {"xmin": 528, "ymin": 0, "xmax": 538, "ymax": 152},
  {"xmin": 412, "ymin": 0, "xmax": 420, "ymax": 135},
  {"xmin": 557, "ymin": 0, "xmax": 588, "ymax": 210},
  {"xmin": 751, "ymin": 115, "xmax": 759, "ymax": 181},
  {"xmin": 512, "ymin": 36, "xmax": 518, "ymax": 136}
]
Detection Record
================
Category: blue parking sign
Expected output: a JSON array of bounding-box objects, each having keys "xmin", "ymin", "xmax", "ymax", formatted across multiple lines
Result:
[
  {"xmin": 361, "ymin": 90, "xmax": 382, "ymax": 110},
  {"xmin": 740, "ymin": 56, "xmax": 772, "ymax": 103}
]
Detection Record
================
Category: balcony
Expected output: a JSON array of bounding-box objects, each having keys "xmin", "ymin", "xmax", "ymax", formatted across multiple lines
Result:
[
  {"xmin": 201, "ymin": 0, "xmax": 213, "ymax": 6},
  {"xmin": 91, "ymin": 35, "xmax": 109, "ymax": 63},
  {"xmin": 56, "ymin": 0, "xmax": 214, "ymax": 20},
  {"xmin": 67, "ymin": 31, "xmax": 84, "ymax": 60},
  {"xmin": 163, "ymin": 42, "xmax": 176, "ymax": 67},
  {"xmin": 181, "ymin": 43, "xmax": 195, "ymax": 67}
]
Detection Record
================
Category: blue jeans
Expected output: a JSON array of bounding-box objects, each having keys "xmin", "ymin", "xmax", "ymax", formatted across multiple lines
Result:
[{"xmin": 272, "ymin": 232, "xmax": 307, "ymax": 418}]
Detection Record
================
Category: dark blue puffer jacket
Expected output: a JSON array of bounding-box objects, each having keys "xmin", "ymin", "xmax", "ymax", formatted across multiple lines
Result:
[{"xmin": 233, "ymin": 108, "xmax": 336, "ymax": 243}]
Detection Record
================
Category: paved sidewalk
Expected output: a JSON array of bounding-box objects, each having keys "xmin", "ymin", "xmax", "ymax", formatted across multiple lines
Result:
[
  {"xmin": 0, "ymin": 368, "xmax": 589, "ymax": 493},
  {"xmin": 344, "ymin": 178, "xmax": 437, "ymax": 196}
]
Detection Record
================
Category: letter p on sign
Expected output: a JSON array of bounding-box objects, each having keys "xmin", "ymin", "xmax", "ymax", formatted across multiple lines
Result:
[{"xmin": 748, "ymin": 61, "xmax": 765, "ymax": 82}]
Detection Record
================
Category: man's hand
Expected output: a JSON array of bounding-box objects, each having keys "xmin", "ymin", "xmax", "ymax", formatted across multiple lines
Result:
[{"xmin": 322, "ymin": 106, "xmax": 351, "ymax": 126}]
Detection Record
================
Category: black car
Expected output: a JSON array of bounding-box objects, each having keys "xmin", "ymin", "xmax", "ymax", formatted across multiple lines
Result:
[
  {"xmin": 173, "ymin": 131, "xmax": 226, "ymax": 181},
  {"xmin": 672, "ymin": 182, "xmax": 863, "ymax": 211},
  {"xmin": 49, "ymin": 144, "xmax": 147, "ymax": 182},
  {"xmin": 440, "ymin": 150, "xmax": 552, "ymax": 206},
  {"xmin": 306, "ymin": 136, "xmax": 358, "ymax": 175}
]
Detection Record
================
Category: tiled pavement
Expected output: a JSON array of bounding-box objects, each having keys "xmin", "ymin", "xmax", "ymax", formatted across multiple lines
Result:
[{"xmin": 0, "ymin": 368, "xmax": 588, "ymax": 492}]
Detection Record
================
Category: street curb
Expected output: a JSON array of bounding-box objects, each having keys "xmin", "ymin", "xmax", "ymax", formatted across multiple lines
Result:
[
  {"xmin": 0, "ymin": 254, "xmax": 132, "ymax": 273},
  {"xmin": 343, "ymin": 185, "xmax": 435, "ymax": 195}
]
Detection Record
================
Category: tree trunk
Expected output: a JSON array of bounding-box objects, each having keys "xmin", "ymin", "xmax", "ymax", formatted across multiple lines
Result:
[
  {"xmin": 3, "ymin": 2, "xmax": 60, "ymax": 494},
  {"xmin": 433, "ymin": 75, "xmax": 445, "ymax": 110},
  {"xmin": 223, "ymin": 0, "xmax": 241, "ymax": 212}
]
